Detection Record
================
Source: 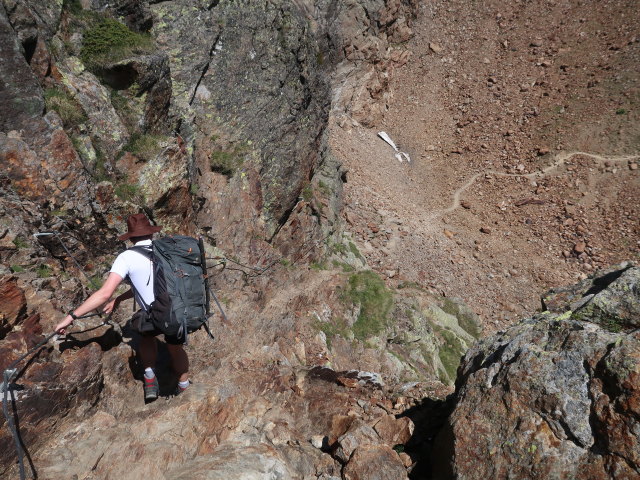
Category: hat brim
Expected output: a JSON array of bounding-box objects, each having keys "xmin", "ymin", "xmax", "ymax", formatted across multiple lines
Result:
[{"xmin": 118, "ymin": 225, "xmax": 162, "ymax": 241}]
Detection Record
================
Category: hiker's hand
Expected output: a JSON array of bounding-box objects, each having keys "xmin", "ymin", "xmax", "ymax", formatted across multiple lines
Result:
[
  {"xmin": 103, "ymin": 299, "xmax": 118, "ymax": 314},
  {"xmin": 55, "ymin": 315, "xmax": 73, "ymax": 335}
]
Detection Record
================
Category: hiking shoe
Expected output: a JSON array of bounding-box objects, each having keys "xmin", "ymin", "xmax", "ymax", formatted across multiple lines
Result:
[
  {"xmin": 174, "ymin": 380, "xmax": 191, "ymax": 396},
  {"xmin": 143, "ymin": 376, "xmax": 159, "ymax": 401}
]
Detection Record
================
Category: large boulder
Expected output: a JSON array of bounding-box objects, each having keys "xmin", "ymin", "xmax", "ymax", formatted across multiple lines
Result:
[{"xmin": 433, "ymin": 266, "xmax": 640, "ymax": 479}]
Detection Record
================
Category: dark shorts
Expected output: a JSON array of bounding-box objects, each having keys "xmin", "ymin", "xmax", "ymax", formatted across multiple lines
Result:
[
  {"xmin": 141, "ymin": 329, "xmax": 184, "ymax": 345},
  {"xmin": 131, "ymin": 310, "xmax": 184, "ymax": 345}
]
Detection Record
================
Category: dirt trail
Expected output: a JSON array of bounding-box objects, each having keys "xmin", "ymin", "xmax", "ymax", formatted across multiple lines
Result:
[
  {"xmin": 440, "ymin": 151, "xmax": 640, "ymax": 217},
  {"xmin": 330, "ymin": 0, "xmax": 640, "ymax": 329}
]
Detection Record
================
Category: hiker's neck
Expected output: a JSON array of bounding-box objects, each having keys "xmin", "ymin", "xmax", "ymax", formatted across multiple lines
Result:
[{"xmin": 130, "ymin": 235, "xmax": 153, "ymax": 244}]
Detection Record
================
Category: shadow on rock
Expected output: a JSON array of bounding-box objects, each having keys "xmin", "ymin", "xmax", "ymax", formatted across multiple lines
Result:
[{"xmin": 399, "ymin": 395, "xmax": 455, "ymax": 479}]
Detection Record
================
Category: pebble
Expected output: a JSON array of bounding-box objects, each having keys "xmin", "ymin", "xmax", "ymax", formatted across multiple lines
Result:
[
  {"xmin": 630, "ymin": 163, "xmax": 638, "ymax": 170},
  {"xmin": 461, "ymin": 200, "xmax": 472, "ymax": 209},
  {"xmin": 574, "ymin": 241, "xmax": 587, "ymax": 254},
  {"xmin": 443, "ymin": 229, "xmax": 455, "ymax": 239},
  {"xmin": 480, "ymin": 227, "xmax": 492, "ymax": 234},
  {"xmin": 429, "ymin": 42, "xmax": 443, "ymax": 53}
]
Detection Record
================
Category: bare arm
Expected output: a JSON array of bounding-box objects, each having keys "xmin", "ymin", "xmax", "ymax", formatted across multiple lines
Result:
[
  {"xmin": 103, "ymin": 288, "xmax": 134, "ymax": 314},
  {"xmin": 55, "ymin": 272, "xmax": 124, "ymax": 333}
]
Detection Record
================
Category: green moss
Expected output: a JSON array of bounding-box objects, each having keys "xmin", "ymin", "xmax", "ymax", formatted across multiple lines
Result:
[
  {"xmin": 436, "ymin": 327, "xmax": 466, "ymax": 382},
  {"xmin": 44, "ymin": 87, "xmax": 87, "ymax": 128},
  {"xmin": 313, "ymin": 317, "xmax": 350, "ymax": 349},
  {"xmin": 440, "ymin": 298, "xmax": 481, "ymax": 339},
  {"xmin": 343, "ymin": 271, "xmax": 394, "ymax": 341},
  {"xmin": 81, "ymin": 18, "xmax": 154, "ymax": 70},
  {"xmin": 616, "ymin": 108, "xmax": 627, "ymax": 115},
  {"xmin": 10, "ymin": 265, "xmax": 24, "ymax": 273}
]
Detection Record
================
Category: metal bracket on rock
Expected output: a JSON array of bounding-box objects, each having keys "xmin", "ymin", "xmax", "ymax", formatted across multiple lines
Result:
[{"xmin": 378, "ymin": 131, "xmax": 411, "ymax": 163}]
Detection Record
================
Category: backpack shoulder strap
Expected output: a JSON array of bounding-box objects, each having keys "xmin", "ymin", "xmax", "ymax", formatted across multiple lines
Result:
[
  {"xmin": 128, "ymin": 245, "xmax": 153, "ymax": 260},
  {"xmin": 125, "ymin": 245, "xmax": 153, "ymax": 311}
]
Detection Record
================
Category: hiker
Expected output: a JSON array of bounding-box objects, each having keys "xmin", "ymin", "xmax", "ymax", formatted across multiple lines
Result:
[{"xmin": 54, "ymin": 213, "xmax": 190, "ymax": 400}]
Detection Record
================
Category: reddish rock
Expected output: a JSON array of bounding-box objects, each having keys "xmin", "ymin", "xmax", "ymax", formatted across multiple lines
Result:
[
  {"xmin": 573, "ymin": 241, "xmax": 587, "ymax": 254},
  {"xmin": 0, "ymin": 276, "xmax": 27, "ymax": 339},
  {"xmin": 373, "ymin": 414, "xmax": 414, "ymax": 446},
  {"xmin": 343, "ymin": 445, "xmax": 408, "ymax": 480},
  {"xmin": 329, "ymin": 414, "xmax": 356, "ymax": 445}
]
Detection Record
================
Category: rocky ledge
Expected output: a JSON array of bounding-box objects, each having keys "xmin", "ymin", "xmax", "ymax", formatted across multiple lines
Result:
[{"xmin": 432, "ymin": 264, "xmax": 639, "ymax": 479}]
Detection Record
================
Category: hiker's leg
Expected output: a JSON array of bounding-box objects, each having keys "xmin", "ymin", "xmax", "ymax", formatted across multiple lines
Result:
[
  {"xmin": 139, "ymin": 335, "xmax": 158, "ymax": 370},
  {"xmin": 166, "ymin": 344, "xmax": 189, "ymax": 383}
]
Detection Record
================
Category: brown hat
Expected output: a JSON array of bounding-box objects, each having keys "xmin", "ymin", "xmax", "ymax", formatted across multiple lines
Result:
[{"xmin": 118, "ymin": 213, "xmax": 162, "ymax": 241}]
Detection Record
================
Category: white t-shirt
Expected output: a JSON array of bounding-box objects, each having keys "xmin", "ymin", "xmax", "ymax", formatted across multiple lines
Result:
[{"xmin": 110, "ymin": 239, "xmax": 155, "ymax": 306}]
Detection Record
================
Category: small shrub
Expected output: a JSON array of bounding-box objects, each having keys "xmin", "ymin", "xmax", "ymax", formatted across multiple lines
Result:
[
  {"xmin": 280, "ymin": 258, "xmax": 293, "ymax": 268},
  {"xmin": 88, "ymin": 275, "xmax": 104, "ymax": 290},
  {"xmin": 318, "ymin": 180, "xmax": 331, "ymax": 196},
  {"xmin": 121, "ymin": 133, "xmax": 164, "ymax": 161},
  {"xmin": 343, "ymin": 271, "xmax": 394, "ymax": 341},
  {"xmin": 93, "ymin": 148, "xmax": 110, "ymax": 181},
  {"xmin": 12, "ymin": 237, "xmax": 28, "ymax": 249},
  {"xmin": 10, "ymin": 265, "xmax": 24, "ymax": 273},
  {"xmin": 302, "ymin": 184, "xmax": 313, "ymax": 202},
  {"xmin": 332, "ymin": 260, "xmax": 354, "ymax": 272},
  {"xmin": 210, "ymin": 143, "xmax": 248, "ymax": 177},
  {"xmin": 37, "ymin": 265, "xmax": 52, "ymax": 278},
  {"xmin": 81, "ymin": 18, "xmax": 153, "ymax": 70},
  {"xmin": 63, "ymin": 0, "xmax": 83, "ymax": 15},
  {"xmin": 348, "ymin": 241, "xmax": 365, "ymax": 262},
  {"xmin": 44, "ymin": 87, "xmax": 86, "ymax": 128},
  {"xmin": 616, "ymin": 108, "xmax": 627, "ymax": 115},
  {"xmin": 114, "ymin": 182, "xmax": 140, "ymax": 202}
]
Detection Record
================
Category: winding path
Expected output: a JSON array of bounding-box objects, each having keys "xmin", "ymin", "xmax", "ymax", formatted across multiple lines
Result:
[{"xmin": 434, "ymin": 151, "xmax": 639, "ymax": 218}]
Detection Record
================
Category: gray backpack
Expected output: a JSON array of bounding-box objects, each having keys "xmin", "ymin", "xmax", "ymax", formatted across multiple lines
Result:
[{"xmin": 128, "ymin": 236, "xmax": 213, "ymax": 343}]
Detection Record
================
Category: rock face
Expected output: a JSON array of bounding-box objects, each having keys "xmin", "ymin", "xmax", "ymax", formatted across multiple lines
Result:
[
  {"xmin": 433, "ymin": 265, "xmax": 640, "ymax": 479},
  {"xmin": 0, "ymin": 1, "xmax": 431, "ymax": 479}
]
